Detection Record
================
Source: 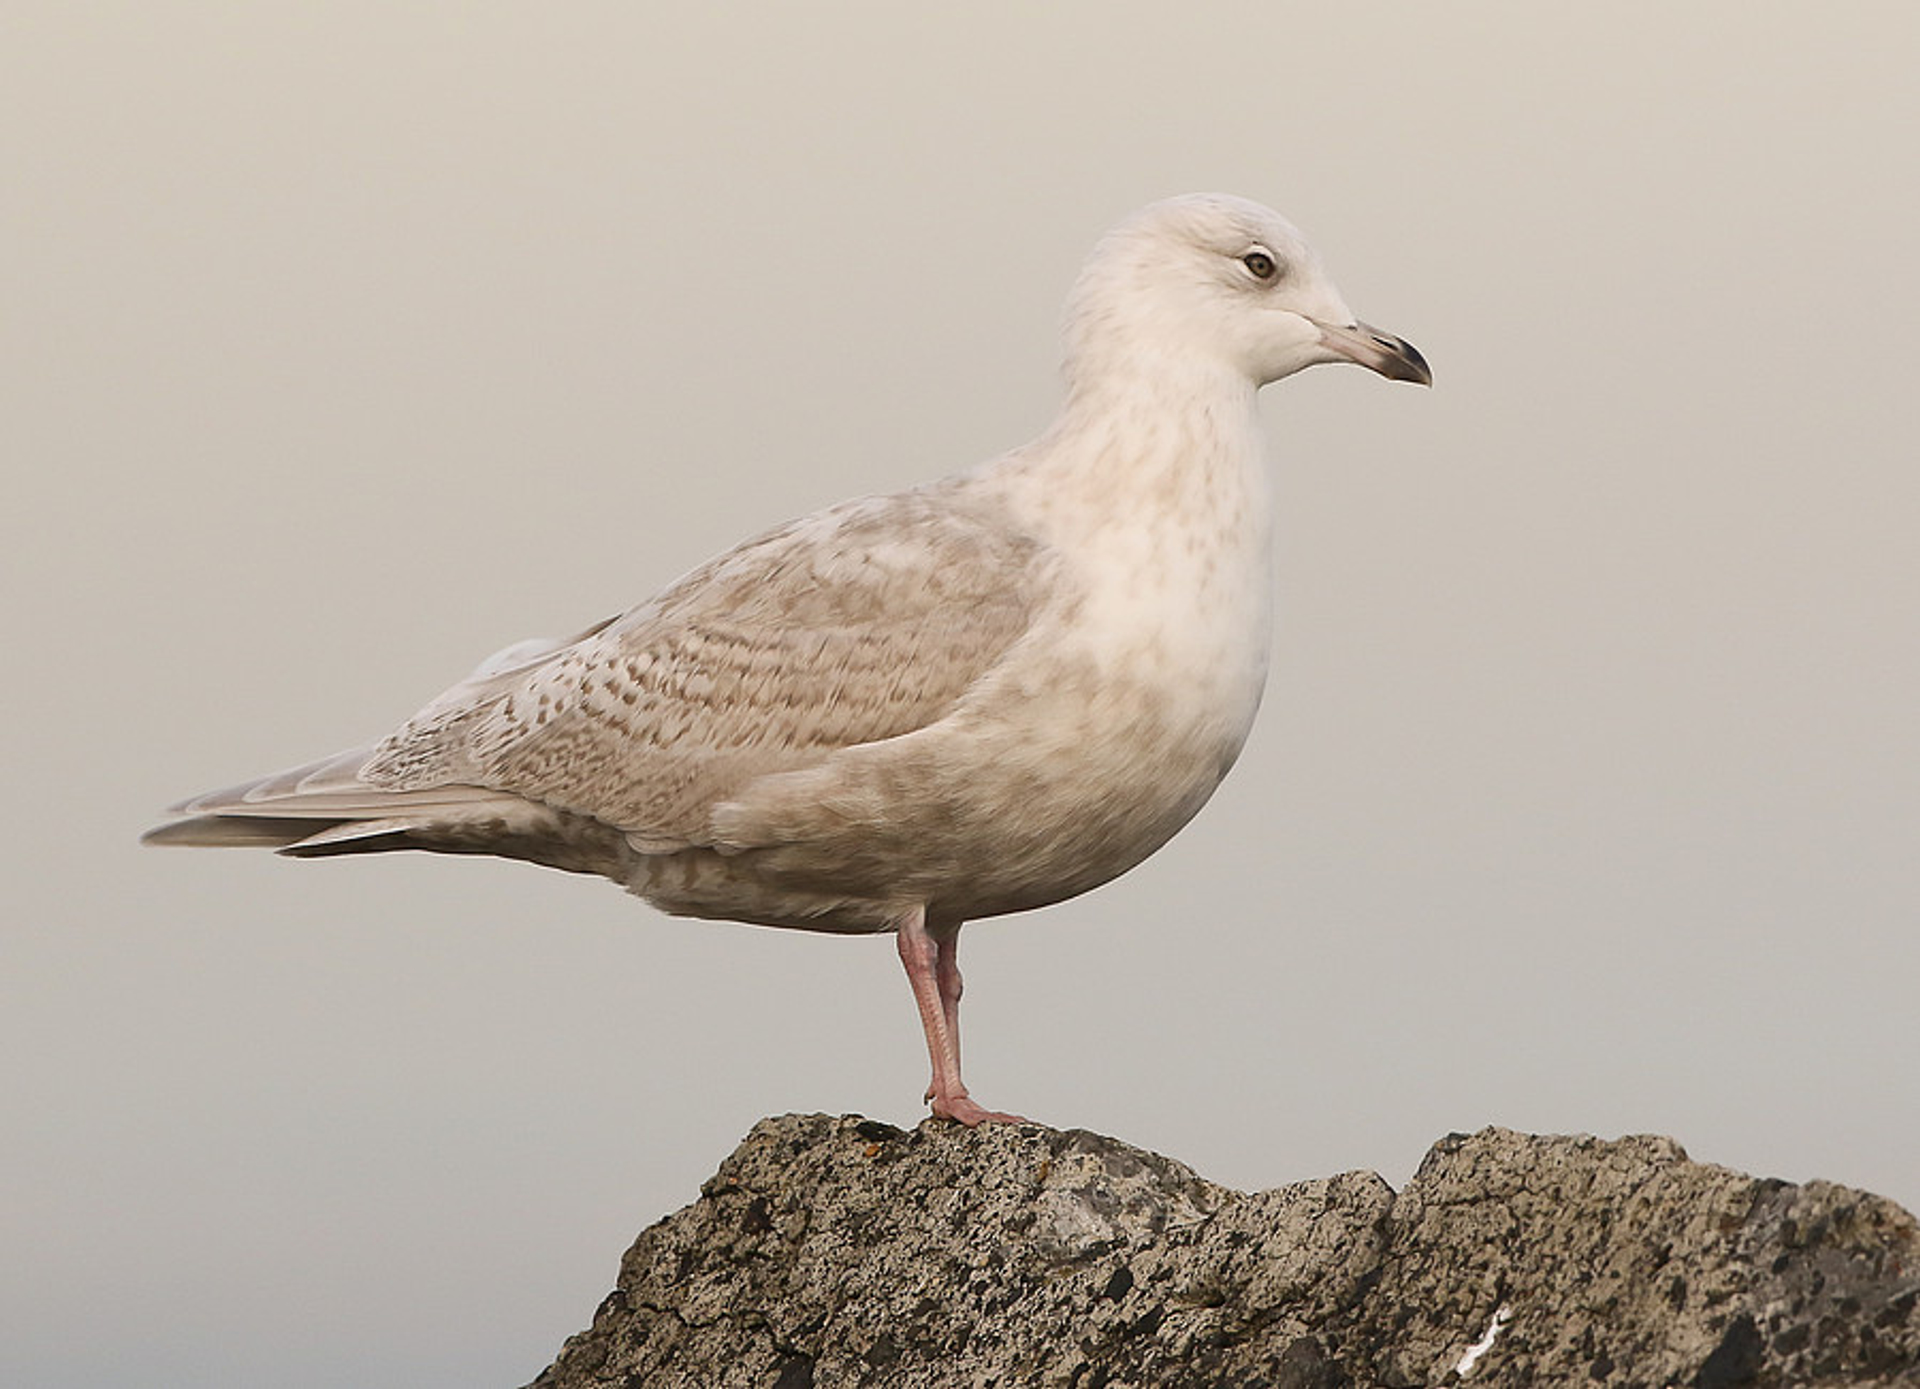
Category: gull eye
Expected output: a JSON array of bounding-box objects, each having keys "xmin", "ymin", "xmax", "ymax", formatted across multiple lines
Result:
[{"xmin": 1241, "ymin": 248, "xmax": 1278, "ymax": 281}]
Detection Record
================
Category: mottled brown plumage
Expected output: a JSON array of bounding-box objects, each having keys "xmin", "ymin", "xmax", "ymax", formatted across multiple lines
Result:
[{"xmin": 146, "ymin": 194, "xmax": 1429, "ymax": 1124}]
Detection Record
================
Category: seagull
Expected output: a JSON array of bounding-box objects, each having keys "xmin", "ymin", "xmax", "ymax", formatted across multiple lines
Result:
[{"xmin": 145, "ymin": 194, "xmax": 1430, "ymax": 1126}]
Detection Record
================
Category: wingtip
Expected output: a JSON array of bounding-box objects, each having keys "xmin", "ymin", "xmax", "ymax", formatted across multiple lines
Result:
[{"xmin": 140, "ymin": 815, "xmax": 330, "ymax": 849}]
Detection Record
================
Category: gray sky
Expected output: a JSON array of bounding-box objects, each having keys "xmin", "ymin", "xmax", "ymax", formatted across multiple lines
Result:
[{"xmin": 6, "ymin": 6, "xmax": 1917, "ymax": 1387}]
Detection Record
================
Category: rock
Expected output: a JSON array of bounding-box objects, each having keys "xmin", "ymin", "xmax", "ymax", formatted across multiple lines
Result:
[{"xmin": 528, "ymin": 1117, "xmax": 1920, "ymax": 1388}]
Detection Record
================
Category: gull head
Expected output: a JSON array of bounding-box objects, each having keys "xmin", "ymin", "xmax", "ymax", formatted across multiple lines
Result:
[{"xmin": 1063, "ymin": 193, "xmax": 1430, "ymax": 392}]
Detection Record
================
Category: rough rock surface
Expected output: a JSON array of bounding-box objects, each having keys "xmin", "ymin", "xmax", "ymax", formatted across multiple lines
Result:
[{"xmin": 529, "ymin": 1116, "xmax": 1920, "ymax": 1388}]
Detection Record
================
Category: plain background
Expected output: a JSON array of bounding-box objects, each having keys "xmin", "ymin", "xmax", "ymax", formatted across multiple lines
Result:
[{"xmin": 5, "ymin": 6, "xmax": 1916, "ymax": 1387}]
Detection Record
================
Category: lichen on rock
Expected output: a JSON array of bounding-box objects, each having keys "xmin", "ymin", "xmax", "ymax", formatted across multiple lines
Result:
[{"xmin": 529, "ymin": 1117, "xmax": 1920, "ymax": 1388}]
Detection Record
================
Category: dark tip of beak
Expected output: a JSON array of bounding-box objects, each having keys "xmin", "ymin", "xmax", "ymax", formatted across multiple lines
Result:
[
  {"xmin": 1357, "ymin": 325, "xmax": 1432, "ymax": 386},
  {"xmin": 1379, "ymin": 332, "xmax": 1432, "ymax": 387},
  {"xmin": 1316, "ymin": 318, "xmax": 1434, "ymax": 387}
]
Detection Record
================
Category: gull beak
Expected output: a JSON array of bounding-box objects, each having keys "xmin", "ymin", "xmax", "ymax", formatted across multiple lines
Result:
[{"xmin": 1312, "ymin": 319, "xmax": 1433, "ymax": 386}]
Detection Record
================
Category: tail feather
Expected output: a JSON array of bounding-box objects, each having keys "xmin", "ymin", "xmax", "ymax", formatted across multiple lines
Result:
[
  {"xmin": 145, "ymin": 748, "xmax": 632, "ymax": 878},
  {"xmin": 147, "ymin": 745, "xmax": 530, "ymax": 851},
  {"xmin": 141, "ymin": 815, "xmax": 352, "ymax": 850},
  {"xmin": 146, "ymin": 613, "xmax": 640, "ymax": 877}
]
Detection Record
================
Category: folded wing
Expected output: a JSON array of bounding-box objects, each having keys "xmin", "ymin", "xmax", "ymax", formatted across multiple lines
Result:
[{"xmin": 146, "ymin": 488, "xmax": 1048, "ymax": 873}]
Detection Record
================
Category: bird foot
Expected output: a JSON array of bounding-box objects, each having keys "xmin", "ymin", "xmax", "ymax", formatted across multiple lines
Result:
[{"xmin": 930, "ymin": 1094, "xmax": 1030, "ymax": 1126}]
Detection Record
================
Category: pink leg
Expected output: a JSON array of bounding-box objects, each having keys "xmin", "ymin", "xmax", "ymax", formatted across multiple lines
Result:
[
  {"xmin": 896, "ymin": 908, "xmax": 1027, "ymax": 1126},
  {"xmin": 933, "ymin": 933, "xmax": 963, "ymax": 1093}
]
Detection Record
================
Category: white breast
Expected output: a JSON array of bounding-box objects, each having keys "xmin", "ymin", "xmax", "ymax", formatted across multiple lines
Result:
[{"xmin": 991, "ymin": 389, "xmax": 1275, "ymax": 764}]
